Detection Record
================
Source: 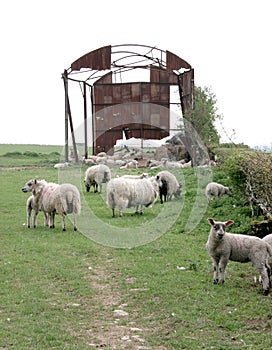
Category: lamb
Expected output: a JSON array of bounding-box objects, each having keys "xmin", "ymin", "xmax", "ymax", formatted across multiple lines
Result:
[
  {"xmin": 156, "ymin": 170, "xmax": 182, "ymax": 203},
  {"xmin": 262, "ymin": 234, "xmax": 272, "ymax": 278},
  {"xmin": 205, "ymin": 182, "xmax": 231, "ymax": 204},
  {"xmin": 84, "ymin": 164, "xmax": 111, "ymax": 193},
  {"xmin": 106, "ymin": 177, "xmax": 160, "ymax": 217},
  {"xmin": 206, "ymin": 218, "xmax": 272, "ymax": 295},
  {"xmin": 26, "ymin": 194, "xmax": 48, "ymax": 228},
  {"xmin": 22, "ymin": 179, "xmax": 81, "ymax": 231}
]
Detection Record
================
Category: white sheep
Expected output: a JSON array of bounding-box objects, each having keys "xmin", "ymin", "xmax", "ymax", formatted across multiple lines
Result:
[
  {"xmin": 205, "ymin": 182, "xmax": 231, "ymax": 204},
  {"xmin": 156, "ymin": 170, "xmax": 182, "ymax": 203},
  {"xmin": 84, "ymin": 164, "xmax": 111, "ymax": 193},
  {"xmin": 206, "ymin": 218, "xmax": 272, "ymax": 295},
  {"xmin": 119, "ymin": 159, "xmax": 138, "ymax": 169},
  {"xmin": 22, "ymin": 179, "xmax": 81, "ymax": 231},
  {"xmin": 106, "ymin": 177, "xmax": 159, "ymax": 217},
  {"xmin": 262, "ymin": 234, "xmax": 272, "ymax": 280},
  {"xmin": 26, "ymin": 195, "xmax": 48, "ymax": 228},
  {"xmin": 120, "ymin": 173, "xmax": 149, "ymax": 179}
]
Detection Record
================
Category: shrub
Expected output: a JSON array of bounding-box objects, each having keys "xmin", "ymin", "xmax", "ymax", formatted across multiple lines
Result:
[{"xmin": 224, "ymin": 150, "xmax": 272, "ymax": 219}]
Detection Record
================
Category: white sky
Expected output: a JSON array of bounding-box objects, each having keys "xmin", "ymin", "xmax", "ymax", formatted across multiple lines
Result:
[{"xmin": 1, "ymin": 0, "xmax": 271, "ymax": 148}]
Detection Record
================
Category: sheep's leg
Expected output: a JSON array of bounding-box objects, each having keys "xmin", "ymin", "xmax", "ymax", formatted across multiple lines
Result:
[
  {"xmin": 33, "ymin": 208, "xmax": 39, "ymax": 228},
  {"xmin": 44, "ymin": 212, "xmax": 49, "ymax": 227},
  {"xmin": 73, "ymin": 213, "xmax": 77, "ymax": 231},
  {"xmin": 160, "ymin": 193, "xmax": 163, "ymax": 204},
  {"xmin": 94, "ymin": 183, "xmax": 98, "ymax": 193},
  {"xmin": 212, "ymin": 257, "xmax": 219, "ymax": 284},
  {"xmin": 49, "ymin": 212, "xmax": 55, "ymax": 229},
  {"xmin": 218, "ymin": 257, "xmax": 229, "ymax": 284},
  {"xmin": 62, "ymin": 214, "xmax": 66, "ymax": 231},
  {"xmin": 27, "ymin": 208, "xmax": 31, "ymax": 228},
  {"xmin": 112, "ymin": 208, "xmax": 115, "ymax": 218},
  {"xmin": 99, "ymin": 184, "xmax": 102, "ymax": 193}
]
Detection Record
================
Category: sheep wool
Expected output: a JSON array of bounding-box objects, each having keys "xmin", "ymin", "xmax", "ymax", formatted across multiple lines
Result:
[
  {"xmin": 22, "ymin": 179, "xmax": 81, "ymax": 231},
  {"xmin": 107, "ymin": 177, "xmax": 159, "ymax": 217},
  {"xmin": 206, "ymin": 218, "xmax": 272, "ymax": 295},
  {"xmin": 205, "ymin": 182, "xmax": 231, "ymax": 204},
  {"xmin": 26, "ymin": 195, "xmax": 48, "ymax": 228},
  {"xmin": 156, "ymin": 170, "xmax": 181, "ymax": 203},
  {"xmin": 84, "ymin": 164, "xmax": 111, "ymax": 193}
]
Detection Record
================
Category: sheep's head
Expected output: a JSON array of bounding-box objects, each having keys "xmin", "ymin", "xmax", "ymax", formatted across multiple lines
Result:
[
  {"xmin": 225, "ymin": 187, "xmax": 232, "ymax": 196},
  {"xmin": 208, "ymin": 218, "xmax": 234, "ymax": 240},
  {"xmin": 22, "ymin": 179, "xmax": 36, "ymax": 193},
  {"xmin": 22, "ymin": 179, "xmax": 46, "ymax": 195}
]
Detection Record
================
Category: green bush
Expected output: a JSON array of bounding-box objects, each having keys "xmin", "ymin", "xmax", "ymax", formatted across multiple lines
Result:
[{"xmin": 222, "ymin": 150, "xmax": 272, "ymax": 219}]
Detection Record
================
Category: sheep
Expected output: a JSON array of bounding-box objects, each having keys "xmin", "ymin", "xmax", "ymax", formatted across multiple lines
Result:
[
  {"xmin": 53, "ymin": 162, "xmax": 71, "ymax": 169},
  {"xmin": 26, "ymin": 194, "xmax": 48, "ymax": 228},
  {"xmin": 84, "ymin": 164, "xmax": 111, "ymax": 193},
  {"xmin": 22, "ymin": 179, "xmax": 81, "ymax": 231},
  {"xmin": 106, "ymin": 177, "xmax": 160, "ymax": 217},
  {"xmin": 156, "ymin": 170, "xmax": 182, "ymax": 203},
  {"xmin": 206, "ymin": 218, "xmax": 272, "ymax": 295},
  {"xmin": 120, "ymin": 173, "xmax": 149, "ymax": 180},
  {"xmin": 261, "ymin": 234, "xmax": 272, "ymax": 281},
  {"xmin": 119, "ymin": 159, "xmax": 138, "ymax": 169},
  {"xmin": 205, "ymin": 182, "xmax": 231, "ymax": 204}
]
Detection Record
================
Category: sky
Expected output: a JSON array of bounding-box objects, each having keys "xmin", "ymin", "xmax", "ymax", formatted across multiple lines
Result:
[{"xmin": 1, "ymin": 0, "xmax": 271, "ymax": 149}]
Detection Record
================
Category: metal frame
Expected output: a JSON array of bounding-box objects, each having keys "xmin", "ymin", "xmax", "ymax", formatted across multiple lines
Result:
[{"xmin": 62, "ymin": 44, "xmax": 194, "ymax": 160}]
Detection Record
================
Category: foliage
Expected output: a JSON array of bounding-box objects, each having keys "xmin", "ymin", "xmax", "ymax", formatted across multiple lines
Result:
[
  {"xmin": 184, "ymin": 85, "xmax": 221, "ymax": 148},
  {"xmin": 223, "ymin": 150, "xmax": 272, "ymax": 219}
]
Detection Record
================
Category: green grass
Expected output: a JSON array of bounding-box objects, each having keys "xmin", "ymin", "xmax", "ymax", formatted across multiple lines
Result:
[{"xmin": 1, "ymin": 144, "xmax": 272, "ymax": 349}]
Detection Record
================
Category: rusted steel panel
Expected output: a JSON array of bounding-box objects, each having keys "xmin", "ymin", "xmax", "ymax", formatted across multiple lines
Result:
[
  {"xmin": 179, "ymin": 69, "xmax": 194, "ymax": 115},
  {"xmin": 71, "ymin": 46, "xmax": 111, "ymax": 71},
  {"xmin": 95, "ymin": 72, "xmax": 112, "ymax": 84},
  {"xmin": 150, "ymin": 66, "xmax": 179, "ymax": 84},
  {"xmin": 166, "ymin": 50, "xmax": 191, "ymax": 70}
]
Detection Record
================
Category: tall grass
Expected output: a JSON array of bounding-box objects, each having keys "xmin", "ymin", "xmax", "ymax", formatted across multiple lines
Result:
[{"xmin": 0, "ymin": 145, "xmax": 271, "ymax": 349}]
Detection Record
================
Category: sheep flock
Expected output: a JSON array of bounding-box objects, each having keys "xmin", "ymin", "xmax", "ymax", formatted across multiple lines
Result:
[{"xmin": 21, "ymin": 148, "xmax": 272, "ymax": 296}]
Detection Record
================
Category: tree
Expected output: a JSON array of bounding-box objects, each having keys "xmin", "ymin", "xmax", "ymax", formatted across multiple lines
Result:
[{"xmin": 184, "ymin": 86, "xmax": 221, "ymax": 148}]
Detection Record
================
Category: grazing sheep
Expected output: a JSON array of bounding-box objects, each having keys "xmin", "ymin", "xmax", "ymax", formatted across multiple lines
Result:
[
  {"xmin": 107, "ymin": 177, "xmax": 159, "ymax": 217},
  {"xmin": 205, "ymin": 182, "xmax": 231, "ymax": 204},
  {"xmin": 84, "ymin": 164, "xmax": 111, "ymax": 193},
  {"xmin": 262, "ymin": 234, "xmax": 272, "ymax": 279},
  {"xmin": 206, "ymin": 218, "xmax": 272, "ymax": 295},
  {"xmin": 22, "ymin": 179, "xmax": 81, "ymax": 231},
  {"xmin": 26, "ymin": 195, "xmax": 49, "ymax": 228},
  {"xmin": 156, "ymin": 170, "xmax": 182, "ymax": 202},
  {"xmin": 120, "ymin": 173, "xmax": 149, "ymax": 180}
]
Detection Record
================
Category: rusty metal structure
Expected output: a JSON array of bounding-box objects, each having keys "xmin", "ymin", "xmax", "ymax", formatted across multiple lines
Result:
[{"xmin": 62, "ymin": 44, "xmax": 194, "ymax": 160}]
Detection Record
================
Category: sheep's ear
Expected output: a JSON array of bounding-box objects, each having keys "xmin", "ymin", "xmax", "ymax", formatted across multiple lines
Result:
[
  {"xmin": 208, "ymin": 218, "xmax": 214, "ymax": 225},
  {"xmin": 225, "ymin": 220, "xmax": 234, "ymax": 227},
  {"xmin": 34, "ymin": 179, "xmax": 37, "ymax": 184}
]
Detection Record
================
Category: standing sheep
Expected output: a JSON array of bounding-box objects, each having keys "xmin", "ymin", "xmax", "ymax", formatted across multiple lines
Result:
[
  {"xmin": 205, "ymin": 182, "xmax": 231, "ymax": 204},
  {"xmin": 26, "ymin": 194, "xmax": 48, "ymax": 228},
  {"xmin": 84, "ymin": 164, "xmax": 111, "ymax": 193},
  {"xmin": 22, "ymin": 179, "xmax": 81, "ymax": 231},
  {"xmin": 107, "ymin": 177, "xmax": 159, "ymax": 217},
  {"xmin": 156, "ymin": 170, "xmax": 181, "ymax": 203},
  {"xmin": 206, "ymin": 218, "xmax": 272, "ymax": 295}
]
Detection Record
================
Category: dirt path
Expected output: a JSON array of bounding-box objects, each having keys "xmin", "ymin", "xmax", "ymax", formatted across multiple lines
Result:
[{"xmin": 82, "ymin": 256, "xmax": 166, "ymax": 350}]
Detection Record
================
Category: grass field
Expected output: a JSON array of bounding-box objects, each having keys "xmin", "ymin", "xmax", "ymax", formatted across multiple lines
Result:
[{"xmin": 1, "ymin": 144, "xmax": 271, "ymax": 349}]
